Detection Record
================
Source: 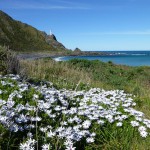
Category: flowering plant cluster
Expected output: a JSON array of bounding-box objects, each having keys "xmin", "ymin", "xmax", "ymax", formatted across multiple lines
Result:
[{"xmin": 0, "ymin": 74, "xmax": 150, "ymax": 150}]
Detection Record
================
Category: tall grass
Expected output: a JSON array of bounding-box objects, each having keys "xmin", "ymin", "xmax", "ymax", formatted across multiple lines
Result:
[{"xmin": 19, "ymin": 58, "xmax": 93, "ymax": 90}]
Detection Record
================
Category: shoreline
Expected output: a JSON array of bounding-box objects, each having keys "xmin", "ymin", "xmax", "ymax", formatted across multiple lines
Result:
[
  {"xmin": 17, "ymin": 51, "xmax": 150, "ymax": 66},
  {"xmin": 17, "ymin": 51, "xmax": 106, "ymax": 60}
]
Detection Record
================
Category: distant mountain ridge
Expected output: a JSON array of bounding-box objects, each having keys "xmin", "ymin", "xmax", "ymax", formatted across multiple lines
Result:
[{"xmin": 0, "ymin": 10, "xmax": 67, "ymax": 52}]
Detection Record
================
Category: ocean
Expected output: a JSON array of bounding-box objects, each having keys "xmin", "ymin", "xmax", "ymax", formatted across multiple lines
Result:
[{"xmin": 54, "ymin": 51, "xmax": 150, "ymax": 66}]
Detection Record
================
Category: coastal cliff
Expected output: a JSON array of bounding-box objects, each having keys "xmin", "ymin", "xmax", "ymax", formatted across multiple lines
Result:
[{"xmin": 0, "ymin": 10, "xmax": 67, "ymax": 52}]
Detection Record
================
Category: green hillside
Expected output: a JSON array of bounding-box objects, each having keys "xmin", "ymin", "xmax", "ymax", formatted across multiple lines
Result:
[{"xmin": 0, "ymin": 10, "xmax": 66, "ymax": 52}]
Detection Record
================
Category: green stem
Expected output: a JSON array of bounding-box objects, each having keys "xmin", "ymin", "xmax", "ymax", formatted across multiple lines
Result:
[
  {"xmin": 36, "ymin": 107, "xmax": 38, "ymax": 150},
  {"xmin": 7, "ymin": 132, "xmax": 11, "ymax": 150}
]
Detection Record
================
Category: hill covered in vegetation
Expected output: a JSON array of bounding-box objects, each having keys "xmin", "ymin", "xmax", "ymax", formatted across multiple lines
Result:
[{"xmin": 0, "ymin": 10, "xmax": 67, "ymax": 52}]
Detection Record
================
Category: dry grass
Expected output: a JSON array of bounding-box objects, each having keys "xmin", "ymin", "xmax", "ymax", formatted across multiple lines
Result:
[{"xmin": 19, "ymin": 58, "xmax": 92, "ymax": 90}]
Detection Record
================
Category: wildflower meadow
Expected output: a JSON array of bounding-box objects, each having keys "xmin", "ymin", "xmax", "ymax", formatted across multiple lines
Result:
[{"xmin": 0, "ymin": 74, "xmax": 150, "ymax": 149}]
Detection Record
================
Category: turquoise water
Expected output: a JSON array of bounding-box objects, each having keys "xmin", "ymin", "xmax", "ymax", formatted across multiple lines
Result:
[{"xmin": 54, "ymin": 51, "xmax": 150, "ymax": 66}]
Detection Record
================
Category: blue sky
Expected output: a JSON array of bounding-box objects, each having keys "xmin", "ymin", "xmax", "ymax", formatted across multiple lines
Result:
[{"xmin": 1, "ymin": 0, "xmax": 150, "ymax": 51}]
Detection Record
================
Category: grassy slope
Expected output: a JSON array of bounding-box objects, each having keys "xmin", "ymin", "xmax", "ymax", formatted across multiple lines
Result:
[{"xmin": 0, "ymin": 10, "xmax": 66, "ymax": 52}]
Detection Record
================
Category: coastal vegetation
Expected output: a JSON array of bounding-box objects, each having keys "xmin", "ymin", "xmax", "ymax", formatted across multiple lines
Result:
[{"xmin": 1, "ymin": 46, "xmax": 150, "ymax": 149}]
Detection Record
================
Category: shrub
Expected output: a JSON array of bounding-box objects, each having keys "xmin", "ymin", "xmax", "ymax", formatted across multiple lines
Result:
[{"xmin": 0, "ymin": 46, "xmax": 20, "ymax": 74}]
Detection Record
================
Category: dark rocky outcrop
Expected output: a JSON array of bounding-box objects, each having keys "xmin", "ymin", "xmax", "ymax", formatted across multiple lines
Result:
[{"xmin": 46, "ymin": 34, "xmax": 66, "ymax": 50}]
